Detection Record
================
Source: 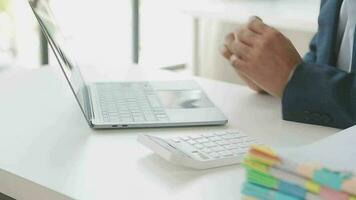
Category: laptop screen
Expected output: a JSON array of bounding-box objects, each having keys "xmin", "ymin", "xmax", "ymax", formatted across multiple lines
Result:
[{"xmin": 28, "ymin": 0, "xmax": 91, "ymax": 123}]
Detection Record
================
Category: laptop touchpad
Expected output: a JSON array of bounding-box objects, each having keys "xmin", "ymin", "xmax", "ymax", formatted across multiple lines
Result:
[{"xmin": 157, "ymin": 90, "xmax": 214, "ymax": 109}]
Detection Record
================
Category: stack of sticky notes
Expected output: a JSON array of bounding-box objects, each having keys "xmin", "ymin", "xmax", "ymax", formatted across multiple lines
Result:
[{"xmin": 241, "ymin": 125, "xmax": 356, "ymax": 200}]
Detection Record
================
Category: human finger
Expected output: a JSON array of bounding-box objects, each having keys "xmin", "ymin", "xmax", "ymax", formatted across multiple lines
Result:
[
  {"xmin": 237, "ymin": 28, "xmax": 259, "ymax": 47},
  {"xmin": 220, "ymin": 45, "xmax": 233, "ymax": 60},
  {"xmin": 230, "ymin": 40, "xmax": 252, "ymax": 61},
  {"xmin": 247, "ymin": 16, "xmax": 269, "ymax": 34},
  {"xmin": 230, "ymin": 54, "xmax": 249, "ymax": 74},
  {"xmin": 224, "ymin": 32, "xmax": 235, "ymax": 47}
]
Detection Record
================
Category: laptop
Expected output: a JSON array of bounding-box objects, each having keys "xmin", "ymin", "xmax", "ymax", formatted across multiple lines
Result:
[{"xmin": 28, "ymin": 0, "xmax": 228, "ymax": 129}]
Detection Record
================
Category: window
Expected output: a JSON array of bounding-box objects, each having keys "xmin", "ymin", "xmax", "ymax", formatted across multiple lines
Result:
[
  {"xmin": 50, "ymin": 0, "xmax": 193, "ymax": 71},
  {"xmin": 1, "ymin": 0, "xmax": 193, "ymax": 72},
  {"xmin": 139, "ymin": 0, "xmax": 193, "ymax": 70},
  {"xmin": 48, "ymin": 0, "xmax": 132, "ymax": 69},
  {"xmin": 0, "ymin": 0, "xmax": 40, "ymax": 69}
]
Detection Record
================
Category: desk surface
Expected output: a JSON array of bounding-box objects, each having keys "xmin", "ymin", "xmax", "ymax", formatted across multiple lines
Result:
[
  {"xmin": 181, "ymin": 0, "xmax": 319, "ymax": 32},
  {"xmin": 0, "ymin": 65, "xmax": 338, "ymax": 200}
]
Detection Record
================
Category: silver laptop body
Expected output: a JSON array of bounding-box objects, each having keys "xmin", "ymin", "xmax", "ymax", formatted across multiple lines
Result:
[{"xmin": 29, "ymin": 0, "xmax": 228, "ymax": 129}]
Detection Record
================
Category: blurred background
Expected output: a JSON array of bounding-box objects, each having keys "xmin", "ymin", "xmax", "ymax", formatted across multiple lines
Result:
[{"xmin": 0, "ymin": 0, "xmax": 320, "ymax": 84}]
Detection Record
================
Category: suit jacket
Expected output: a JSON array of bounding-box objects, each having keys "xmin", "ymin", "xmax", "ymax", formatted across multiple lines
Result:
[{"xmin": 282, "ymin": 0, "xmax": 356, "ymax": 129}]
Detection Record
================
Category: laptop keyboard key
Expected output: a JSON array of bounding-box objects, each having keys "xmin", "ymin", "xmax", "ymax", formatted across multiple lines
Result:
[{"xmin": 97, "ymin": 82, "xmax": 169, "ymax": 123}]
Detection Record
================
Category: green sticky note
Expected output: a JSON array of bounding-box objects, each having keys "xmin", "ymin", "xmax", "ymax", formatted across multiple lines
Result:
[{"xmin": 247, "ymin": 169, "xmax": 279, "ymax": 189}]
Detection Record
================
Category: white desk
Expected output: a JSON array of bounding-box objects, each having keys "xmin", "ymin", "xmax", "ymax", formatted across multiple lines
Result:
[{"xmin": 0, "ymin": 65, "xmax": 338, "ymax": 200}]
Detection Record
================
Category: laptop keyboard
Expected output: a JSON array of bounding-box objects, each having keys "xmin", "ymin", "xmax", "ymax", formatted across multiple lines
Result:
[{"xmin": 96, "ymin": 82, "xmax": 169, "ymax": 123}]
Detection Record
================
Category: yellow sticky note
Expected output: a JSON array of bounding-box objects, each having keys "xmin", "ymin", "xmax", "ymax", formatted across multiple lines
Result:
[
  {"xmin": 349, "ymin": 196, "xmax": 356, "ymax": 200},
  {"xmin": 248, "ymin": 153, "xmax": 277, "ymax": 166},
  {"xmin": 243, "ymin": 157, "xmax": 269, "ymax": 173},
  {"xmin": 242, "ymin": 196, "xmax": 258, "ymax": 200},
  {"xmin": 305, "ymin": 180, "xmax": 320, "ymax": 194}
]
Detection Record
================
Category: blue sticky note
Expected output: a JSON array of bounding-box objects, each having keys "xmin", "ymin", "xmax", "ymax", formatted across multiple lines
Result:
[
  {"xmin": 242, "ymin": 182, "xmax": 300, "ymax": 200},
  {"xmin": 242, "ymin": 182, "xmax": 271, "ymax": 199},
  {"xmin": 275, "ymin": 193, "xmax": 300, "ymax": 200},
  {"xmin": 313, "ymin": 169, "xmax": 343, "ymax": 190},
  {"xmin": 278, "ymin": 180, "xmax": 306, "ymax": 199}
]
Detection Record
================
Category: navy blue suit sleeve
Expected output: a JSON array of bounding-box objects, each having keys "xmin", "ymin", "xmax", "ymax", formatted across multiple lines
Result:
[
  {"xmin": 303, "ymin": 33, "xmax": 318, "ymax": 63},
  {"xmin": 282, "ymin": 62, "xmax": 356, "ymax": 129},
  {"xmin": 281, "ymin": 0, "xmax": 356, "ymax": 128}
]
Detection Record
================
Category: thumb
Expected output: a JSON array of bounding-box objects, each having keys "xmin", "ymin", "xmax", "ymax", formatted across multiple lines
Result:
[{"xmin": 248, "ymin": 16, "xmax": 263, "ymax": 23}]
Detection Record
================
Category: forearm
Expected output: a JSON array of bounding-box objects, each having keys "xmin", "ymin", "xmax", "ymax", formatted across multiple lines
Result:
[{"xmin": 282, "ymin": 61, "xmax": 356, "ymax": 129}]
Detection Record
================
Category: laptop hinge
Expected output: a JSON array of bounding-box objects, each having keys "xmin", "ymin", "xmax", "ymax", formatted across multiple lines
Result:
[{"xmin": 84, "ymin": 85, "xmax": 95, "ymax": 123}]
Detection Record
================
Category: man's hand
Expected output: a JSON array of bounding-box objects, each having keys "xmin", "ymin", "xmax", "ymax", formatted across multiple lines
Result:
[
  {"xmin": 221, "ymin": 43, "xmax": 263, "ymax": 92},
  {"xmin": 222, "ymin": 16, "xmax": 302, "ymax": 97}
]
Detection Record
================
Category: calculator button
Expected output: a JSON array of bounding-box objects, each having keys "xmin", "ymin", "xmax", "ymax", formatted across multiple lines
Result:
[
  {"xmin": 166, "ymin": 139, "xmax": 182, "ymax": 144},
  {"xmin": 179, "ymin": 136, "xmax": 190, "ymax": 141},
  {"xmin": 230, "ymin": 134, "xmax": 244, "ymax": 139},
  {"xmin": 204, "ymin": 133, "xmax": 216, "ymax": 137},
  {"xmin": 217, "ymin": 140, "xmax": 229, "ymax": 145},
  {"xmin": 204, "ymin": 142, "xmax": 217, "ymax": 148},
  {"xmin": 194, "ymin": 143, "xmax": 204, "ymax": 149},
  {"xmin": 211, "ymin": 146, "xmax": 225, "ymax": 152},
  {"xmin": 196, "ymin": 137, "xmax": 209, "ymax": 143},
  {"xmin": 230, "ymin": 139, "xmax": 242, "ymax": 144},
  {"xmin": 209, "ymin": 152, "xmax": 221, "ymax": 158},
  {"xmin": 187, "ymin": 140, "xmax": 197, "ymax": 145},
  {"xmin": 197, "ymin": 153, "xmax": 209, "ymax": 160},
  {"xmin": 244, "ymin": 138, "xmax": 256, "ymax": 143},
  {"xmin": 220, "ymin": 151, "xmax": 234, "ymax": 157},
  {"xmin": 190, "ymin": 135, "xmax": 202, "ymax": 139},
  {"xmin": 222, "ymin": 134, "xmax": 236, "ymax": 139},
  {"xmin": 202, "ymin": 148, "xmax": 212, "ymax": 154},
  {"xmin": 174, "ymin": 141, "xmax": 200, "ymax": 155},
  {"xmin": 231, "ymin": 149, "xmax": 244, "ymax": 155},
  {"xmin": 209, "ymin": 136, "xmax": 221, "ymax": 141},
  {"xmin": 224, "ymin": 144, "xmax": 237, "ymax": 150},
  {"xmin": 240, "ymin": 147, "xmax": 250, "ymax": 152},
  {"xmin": 170, "ymin": 138, "xmax": 182, "ymax": 143}
]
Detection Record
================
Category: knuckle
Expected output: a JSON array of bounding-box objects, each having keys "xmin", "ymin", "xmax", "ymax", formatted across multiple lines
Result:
[
  {"xmin": 265, "ymin": 29, "xmax": 281, "ymax": 40},
  {"xmin": 235, "ymin": 43, "xmax": 249, "ymax": 58},
  {"xmin": 258, "ymin": 29, "xmax": 281, "ymax": 48},
  {"xmin": 224, "ymin": 32, "xmax": 234, "ymax": 44},
  {"xmin": 231, "ymin": 57, "xmax": 242, "ymax": 69},
  {"xmin": 232, "ymin": 45, "xmax": 239, "ymax": 55},
  {"xmin": 245, "ymin": 52, "xmax": 253, "ymax": 60},
  {"xmin": 247, "ymin": 19, "xmax": 257, "ymax": 29},
  {"xmin": 234, "ymin": 26, "xmax": 241, "ymax": 34},
  {"xmin": 221, "ymin": 49, "xmax": 230, "ymax": 58},
  {"xmin": 235, "ymin": 41, "xmax": 243, "ymax": 50},
  {"xmin": 257, "ymin": 39, "xmax": 268, "ymax": 48}
]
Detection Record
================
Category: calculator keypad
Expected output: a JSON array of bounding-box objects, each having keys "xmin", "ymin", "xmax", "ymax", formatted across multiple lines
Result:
[{"xmin": 167, "ymin": 131, "xmax": 258, "ymax": 161}]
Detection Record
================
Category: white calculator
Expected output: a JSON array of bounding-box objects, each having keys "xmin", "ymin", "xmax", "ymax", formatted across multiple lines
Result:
[{"xmin": 137, "ymin": 130, "xmax": 259, "ymax": 169}]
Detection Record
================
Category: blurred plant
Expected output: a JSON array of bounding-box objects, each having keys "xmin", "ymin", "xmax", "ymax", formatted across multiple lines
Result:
[
  {"xmin": 0, "ymin": 0, "xmax": 14, "ymax": 69},
  {"xmin": 0, "ymin": 0, "xmax": 10, "ymax": 13}
]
